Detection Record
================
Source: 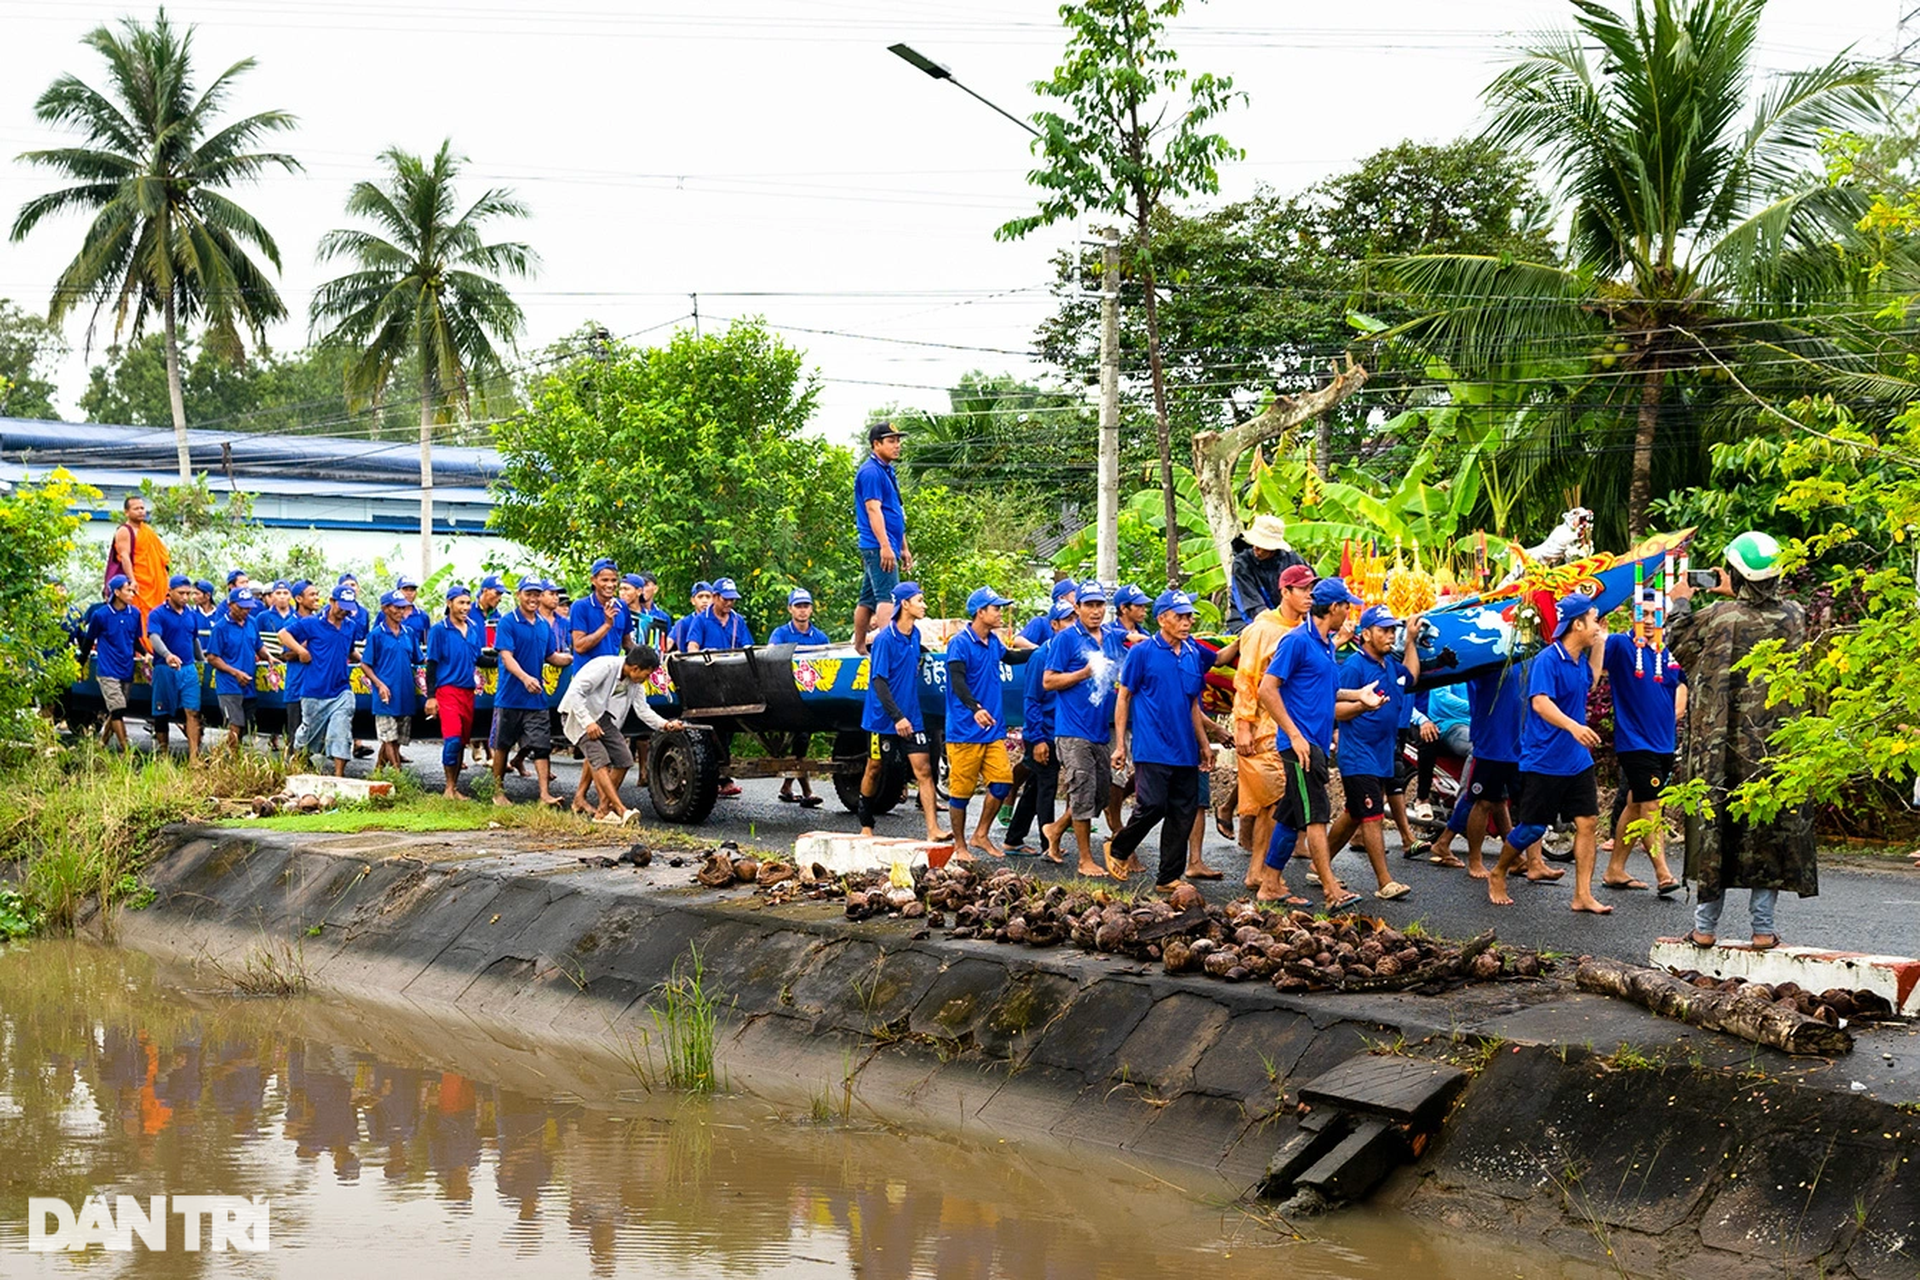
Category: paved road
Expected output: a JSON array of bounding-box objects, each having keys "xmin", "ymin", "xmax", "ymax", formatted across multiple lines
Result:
[{"xmin": 162, "ymin": 730, "xmax": 1920, "ymax": 965}]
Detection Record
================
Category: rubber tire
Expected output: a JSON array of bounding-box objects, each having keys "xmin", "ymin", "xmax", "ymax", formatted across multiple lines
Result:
[
  {"xmin": 647, "ymin": 727, "xmax": 722, "ymax": 824},
  {"xmin": 831, "ymin": 729, "xmax": 905, "ymax": 816}
]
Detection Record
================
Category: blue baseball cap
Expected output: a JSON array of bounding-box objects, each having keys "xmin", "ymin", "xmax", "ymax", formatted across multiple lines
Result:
[
  {"xmin": 290, "ymin": 579, "xmax": 312, "ymax": 598},
  {"xmin": 1076, "ymin": 579, "xmax": 1109, "ymax": 604},
  {"xmin": 225, "ymin": 569, "xmax": 247, "ymax": 586},
  {"xmin": 445, "ymin": 582, "xmax": 471, "ymax": 601},
  {"xmin": 515, "ymin": 576, "xmax": 542, "ymax": 593},
  {"xmin": 1311, "ymin": 578, "xmax": 1364, "ymax": 608},
  {"xmin": 712, "ymin": 577, "xmax": 741, "ymax": 599},
  {"xmin": 331, "ymin": 584, "xmax": 357, "ymax": 604},
  {"xmin": 168, "ymin": 573, "xmax": 192, "ymax": 589},
  {"xmin": 270, "ymin": 579, "xmax": 291, "ymax": 594},
  {"xmin": 337, "ymin": 572, "xmax": 357, "ymax": 584},
  {"xmin": 1050, "ymin": 579, "xmax": 1077, "ymax": 601},
  {"xmin": 1153, "ymin": 589, "xmax": 1196, "ymax": 616},
  {"xmin": 622, "ymin": 573, "xmax": 646, "ymax": 590},
  {"xmin": 788, "ymin": 588, "xmax": 813, "ymax": 606},
  {"xmin": 228, "ymin": 587, "xmax": 254, "ymax": 606},
  {"xmin": 107, "ymin": 574, "xmax": 131, "ymax": 594},
  {"xmin": 1050, "ymin": 600, "xmax": 1076, "ymax": 622},
  {"xmin": 396, "ymin": 575, "xmax": 420, "ymax": 590},
  {"xmin": 891, "ymin": 581, "xmax": 924, "ymax": 605},
  {"xmin": 1553, "ymin": 592, "xmax": 1599, "ymax": 638},
  {"xmin": 538, "ymin": 578, "xmax": 559, "ymax": 593},
  {"xmin": 194, "ymin": 579, "xmax": 216, "ymax": 597},
  {"xmin": 692, "ymin": 580, "xmax": 713, "ymax": 596},
  {"xmin": 1357, "ymin": 605, "xmax": 1401, "ymax": 632},
  {"xmin": 480, "ymin": 573, "xmax": 506, "ymax": 593},
  {"xmin": 380, "ymin": 590, "xmax": 406, "ymax": 607},
  {"xmin": 1113, "ymin": 584, "xmax": 1149, "ymax": 608},
  {"xmin": 589, "ymin": 557, "xmax": 618, "ymax": 576},
  {"xmin": 966, "ymin": 586, "xmax": 1012, "ymax": 615}
]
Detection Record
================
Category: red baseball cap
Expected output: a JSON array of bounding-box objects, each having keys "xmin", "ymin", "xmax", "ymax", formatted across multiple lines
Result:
[{"xmin": 1279, "ymin": 565, "xmax": 1316, "ymax": 589}]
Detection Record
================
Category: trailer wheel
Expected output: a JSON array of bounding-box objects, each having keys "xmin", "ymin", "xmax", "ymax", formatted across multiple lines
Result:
[
  {"xmin": 648, "ymin": 727, "xmax": 721, "ymax": 824},
  {"xmin": 831, "ymin": 730, "xmax": 905, "ymax": 815}
]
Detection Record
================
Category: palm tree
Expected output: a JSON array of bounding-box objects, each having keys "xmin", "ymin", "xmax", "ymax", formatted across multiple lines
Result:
[
  {"xmin": 309, "ymin": 142, "xmax": 536, "ymax": 579},
  {"xmin": 10, "ymin": 8, "xmax": 299, "ymax": 480},
  {"xmin": 1381, "ymin": 0, "xmax": 1884, "ymax": 539}
]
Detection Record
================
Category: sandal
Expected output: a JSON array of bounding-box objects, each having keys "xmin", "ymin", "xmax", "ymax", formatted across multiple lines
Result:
[
  {"xmin": 1325, "ymin": 893, "xmax": 1363, "ymax": 914},
  {"xmin": 1602, "ymin": 878, "xmax": 1649, "ymax": 891},
  {"xmin": 777, "ymin": 792, "xmax": 798, "ymax": 804},
  {"xmin": 1750, "ymin": 933, "xmax": 1781, "ymax": 951},
  {"xmin": 1257, "ymin": 893, "xmax": 1312, "ymax": 908},
  {"xmin": 1655, "ymin": 879, "xmax": 1681, "ymax": 897},
  {"xmin": 1374, "ymin": 882, "xmax": 1411, "ymax": 901},
  {"xmin": 799, "ymin": 795, "xmax": 823, "ymax": 808},
  {"xmin": 1686, "ymin": 930, "xmax": 1716, "ymax": 948}
]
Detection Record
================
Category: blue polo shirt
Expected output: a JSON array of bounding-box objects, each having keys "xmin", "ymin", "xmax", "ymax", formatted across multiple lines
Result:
[
  {"xmin": 862, "ymin": 619, "xmax": 925, "ymax": 734},
  {"xmin": 1018, "ymin": 614, "xmax": 1054, "ymax": 648},
  {"xmin": 256, "ymin": 605, "xmax": 296, "ymax": 638},
  {"xmin": 284, "ymin": 610, "xmax": 359, "ymax": 700},
  {"xmin": 494, "ymin": 608, "xmax": 557, "ymax": 711},
  {"xmin": 1047, "ymin": 622, "xmax": 1127, "ymax": 744},
  {"xmin": 1022, "ymin": 633, "xmax": 1058, "ymax": 747},
  {"xmin": 272, "ymin": 610, "xmax": 311, "ymax": 701},
  {"xmin": 769, "ymin": 621, "xmax": 833, "ymax": 648},
  {"xmin": 1265, "ymin": 620, "xmax": 1340, "ymax": 753},
  {"xmin": 668, "ymin": 610, "xmax": 703, "ymax": 650},
  {"xmin": 568, "ymin": 594, "xmax": 631, "ymax": 661},
  {"xmin": 1603, "ymin": 632, "xmax": 1686, "ymax": 755},
  {"xmin": 361, "ymin": 621, "xmax": 418, "ymax": 716},
  {"xmin": 1467, "ymin": 662, "xmax": 1528, "ymax": 764},
  {"xmin": 1118, "ymin": 632, "xmax": 1207, "ymax": 767},
  {"xmin": 401, "ymin": 607, "xmax": 429, "ymax": 645},
  {"xmin": 685, "ymin": 609, "xmax": 754, "ymax": 651},
  {"xmin": 146, "ymin": 602, "xmax": 201, "ymax": 664},
  {"xmin": 425, "ymin": 617, "xmax": 485, "ymax": 692},
  {"xmin": 85, "ymin": 602, "xmax": 143, "ymax": 682},
  {"xmin": 943, "ymin": 625, "xmax": 1007, "ymax": 745},
  {"xmin": 1520, "ymin": 641, "xmax": 1595, "ymax": 776},
  {"xmin": 207, "ymin": 613, "xmax": 263, "ymax": 696},
  {"xmin": 853, "ymin": 455, "xmax": 906, "ymax": 551},
  {"xmin": 194, "ymin": 606, "xmax": 217, "ymax": 650},
  {"xmin": 1338, "ymin": 650, "xmax": 1407, "ymax": 777}
]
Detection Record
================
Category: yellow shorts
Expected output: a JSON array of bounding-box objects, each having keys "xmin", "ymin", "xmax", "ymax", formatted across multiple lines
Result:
[{"xmin": 946, "ymin": 740, "xmax": 1013, "ymax": 799}]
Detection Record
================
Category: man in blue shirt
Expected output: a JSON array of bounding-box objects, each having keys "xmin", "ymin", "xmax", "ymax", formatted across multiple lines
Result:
[
  {"xmin": 84, "ymin": 574, "xmax": 143, "ymax": 752},
  {"xmin": 1488, "ymin": 593, "xmax": 1610, "ymax": 913},
  {"xmin": 624, "ymin": 572, "xmax": 674, "ymax": 648},
  {"xmin": 944, "ymin": 587, "xmax": 1016, "ymax": 859},
  {"xmin": 361, "ymin": 590, "xmax": 420, "ymax": 772},
  {"xmin": 206, "ymin": 587, "xmax": 268, "ymax": 751},
  {"xmin": 1325, "ymin": 605, "xmax": 1420, "ymax": 902},
  {"xmin": 1109, "ymin": 590, "xmax": 1212, "ymax": 891},
  {"xmin": 1602, "ymin": 618, "xmax": 1688, "ymax": 895},
  {"xmin": 1016, "ymin": 579, "xmax": 1076, "ymax": 649},
  {"xmin": 490, "ymin": 577, "xmax": 574, "ymax": 807},
  {"xmin": 475, "ymin": 574, "xmax": 507, "ymax": 629},
  {"xmin": 685, "ymin": 577, "xmax": 754, "ymax": 651},
  {"xmin": 1006, "ymin": 601, "xmax": 1073, "ymax": 854},
  {"xmin": 147, "ymin": 573, "xmax": 206, "ymax": 761},
  {"xmin": 1104, "ymin": 585, "xmax": 1150, "ymax": 645},
  {"xmin": 1040, "ymin": 581, "xmax": 1129, "ymax": 876},
  {"xmin": 276, "ymin": 584, "xmax": 364, "ymax": 776},
  {"xmin": 394, "ymin": 575, "xmax": 429, "ymax": 644},
  {"xmin": 852, "ymin": 421, "xmax": 912, "ymax": 657},
  {"xmin": 667, "ymin": 582, "xmax": 712, "ymax": 653},
  {"xmin": 856, "ymin": 582, "xmax": 946, "ymax": 841},
  {"xmin": 771, "ymin": 588, "xmax": 832, "ymax": 807},
  {"xmin": 570, "ymin": 558, "xmax": 631, "ymax": 661},
  {"xmin": 1459, "ymin": 658, "xmax": 1534, "ymax": 880},
  {"xmin": 1257, "ymin": 578, "xmax": 1385, "ymax": 913},
  {"xmin": 425, "ymin": 583, "xmax": 486, "ymax": 799},
  {"xmin": 192, "ymin": 578, "xmax": 219, "ymax": 648}
]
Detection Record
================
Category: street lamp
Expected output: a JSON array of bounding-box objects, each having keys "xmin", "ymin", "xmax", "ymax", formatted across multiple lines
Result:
[{"xmin": 887, "ymin": 43, "xmax": 1041, "ymax": 138}]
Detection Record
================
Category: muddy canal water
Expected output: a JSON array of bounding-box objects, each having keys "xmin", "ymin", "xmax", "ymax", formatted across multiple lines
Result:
[{"xmin": 0, "ymin": 941, "xmax": 1609, "ymax": 1279}]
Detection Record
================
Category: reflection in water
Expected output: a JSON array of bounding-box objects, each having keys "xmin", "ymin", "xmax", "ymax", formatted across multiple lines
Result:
[{"xmin": 0, "ymin": 941, "xmax": 1607, "ymax": 1279}]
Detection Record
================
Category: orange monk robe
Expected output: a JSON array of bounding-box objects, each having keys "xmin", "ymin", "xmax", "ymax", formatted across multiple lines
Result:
[
  {"xmin": 1231, "ymin": 606, "xmax": 1294, "ymax": 813},
  {"xmin": 117, "ymin": 520, "xmax": 170, "ymax": 624}
]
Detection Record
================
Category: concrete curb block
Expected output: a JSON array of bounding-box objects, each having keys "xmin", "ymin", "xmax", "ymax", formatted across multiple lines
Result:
[{"xmin": 1650, "ymin": 938, "xmax": 1920, "ymax": 1016}]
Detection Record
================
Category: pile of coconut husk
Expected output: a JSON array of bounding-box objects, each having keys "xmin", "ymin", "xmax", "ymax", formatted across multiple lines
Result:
[
  {"xmin": 206, "ymin": 790, "xmax": 341, "ymax": 819},
  {"xmin": 691, "ymin": 843, "xmax": 835, "ymax": 903},
  {"xmin": 802, "ymin": 862, "xmax": 1550, "ymax": 994},
  {"xmin": 1663, "ymin": 968, "xmax": 1898, "ymax": 1026}
]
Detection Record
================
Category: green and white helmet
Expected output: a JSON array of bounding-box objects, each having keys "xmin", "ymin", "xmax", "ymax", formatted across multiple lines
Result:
[{"xmin": 1725, "ymin": 530, "xmax": 1782, "ymax": 581}]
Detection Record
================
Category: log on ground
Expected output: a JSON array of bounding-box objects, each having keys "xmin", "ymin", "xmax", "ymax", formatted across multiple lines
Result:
[{"xmin": 1573, "ymin": 956, "xmax": 1853, "ymax": 1056}]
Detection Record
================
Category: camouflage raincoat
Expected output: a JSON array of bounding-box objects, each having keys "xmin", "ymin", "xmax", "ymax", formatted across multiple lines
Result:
[{"xmin": 1668, "ymin": 578, "xmax": 1818, "ymax": 902}]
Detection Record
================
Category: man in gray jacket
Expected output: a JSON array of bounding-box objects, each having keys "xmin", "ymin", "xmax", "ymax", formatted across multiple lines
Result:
[{"xmin": 560, "ymin": 644, "xmax": 685, "ymax": 824}]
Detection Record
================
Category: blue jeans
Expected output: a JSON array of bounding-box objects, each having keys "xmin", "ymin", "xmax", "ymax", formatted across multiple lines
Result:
[
  {"xmin": 1695, "ymin": 889, "xmax": 1779, "ymax": 938},
  {"xmin": 299, "ymin": 689, "xmax": 355, "ymax": 763},
  {"xmin": 858, "ymin": 545, "xmax": 900, "ymax": 609},
  {"xmin": 151, "ymin": 661, "xmax": 202, "ymax": 719}
]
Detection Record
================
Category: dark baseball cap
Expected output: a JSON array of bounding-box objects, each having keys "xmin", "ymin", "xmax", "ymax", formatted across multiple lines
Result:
[{"xmin": 868, "ymin": 421, "xmax": 905, "ymax": 443}]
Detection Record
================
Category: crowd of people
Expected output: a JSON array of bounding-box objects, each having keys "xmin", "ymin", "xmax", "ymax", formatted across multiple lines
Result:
[{"xmin": 62, "ymin": 423, "xmax": 1814, "ymax": 945}]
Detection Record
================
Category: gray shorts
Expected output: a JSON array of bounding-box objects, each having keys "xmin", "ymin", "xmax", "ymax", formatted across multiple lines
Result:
[
  {"xmin": 576, "ymin": 713, "xmax": 635, "ymax": 771},
  {"xmin": 1055, "ymin": 736, "xmax": 1112, "ymax": 816},
  {"xmin": 217, "ymin": 694, "xmax": 250, "ymax": 729},
  {"xmin": 98, "ymin": 677, "xmax": 129, "ymax": 716},
  {"xmin": 375, "ymin": 714, "xmax": 411, "ymax": 744}
]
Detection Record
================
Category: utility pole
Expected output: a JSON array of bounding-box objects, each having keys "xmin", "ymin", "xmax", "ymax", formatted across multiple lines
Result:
[
  {"xmin": 1096, "ymin": 225, "xmax": 1121, "ymax": 585},
  {"xmin": 691, "ymin": 292, "xmax": 700, "ymax": 339}
]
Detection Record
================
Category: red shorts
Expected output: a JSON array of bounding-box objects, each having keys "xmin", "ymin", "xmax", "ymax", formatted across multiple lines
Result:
[{"xmin": 436, "ymin": 685, "xmax": 476, "ymax": 743}]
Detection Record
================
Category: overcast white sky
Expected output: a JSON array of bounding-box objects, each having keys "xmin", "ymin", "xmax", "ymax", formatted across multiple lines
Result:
[{"xmin": 0, "ymin": 0, "xmax": 1908, "ymax": 444}]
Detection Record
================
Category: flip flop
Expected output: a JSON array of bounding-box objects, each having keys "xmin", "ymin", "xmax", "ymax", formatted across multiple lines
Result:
[
  {"xmin": 1655, "ymin": 880, "xmax": 1682, "ymax": 897},
  {"xmin": 1325, "ymin": 893, "xmax": 1364, "ymax": 914},
  {"xmin": 1686, "ymin": 930, "xmax": 1717, "ymax": 948},
  {"xmin": 1374, "ymin": 882, "xmax": 1412, "ymax": 901},
  {"xmin": 1186, "ymin": 868, "xmax": 1225, "ymax": 880},
  {"xmin": 777, "ymin": 792, "xmax": 799, "ymax": 803},
  {"xmin": 1602, "ymin": 878, "xmax": 1649, "ymax": 891},
  {"xmin": 1214, "ymin": 815, "xmax": 1234, "ymax": 840},
  {"xmin": 1750, "ymin": 934, "xmax": 1781, "ymax": 951},
  {"xmin": 1257, "ymin": 893, "xmax": 1312, "ymax": 907},
  {"xmin": 800, "ymin": 795, "xmax": 824, "ymax": 808},
  {"xmin": 1004, "ymin": 844, "xmax": 1040, "ymax": 858}
]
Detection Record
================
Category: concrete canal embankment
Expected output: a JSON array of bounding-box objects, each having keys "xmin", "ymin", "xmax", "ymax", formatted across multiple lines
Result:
[{"xmin": 112, "ymin": 825, "xmax": 1919, "ymax": 1279}]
